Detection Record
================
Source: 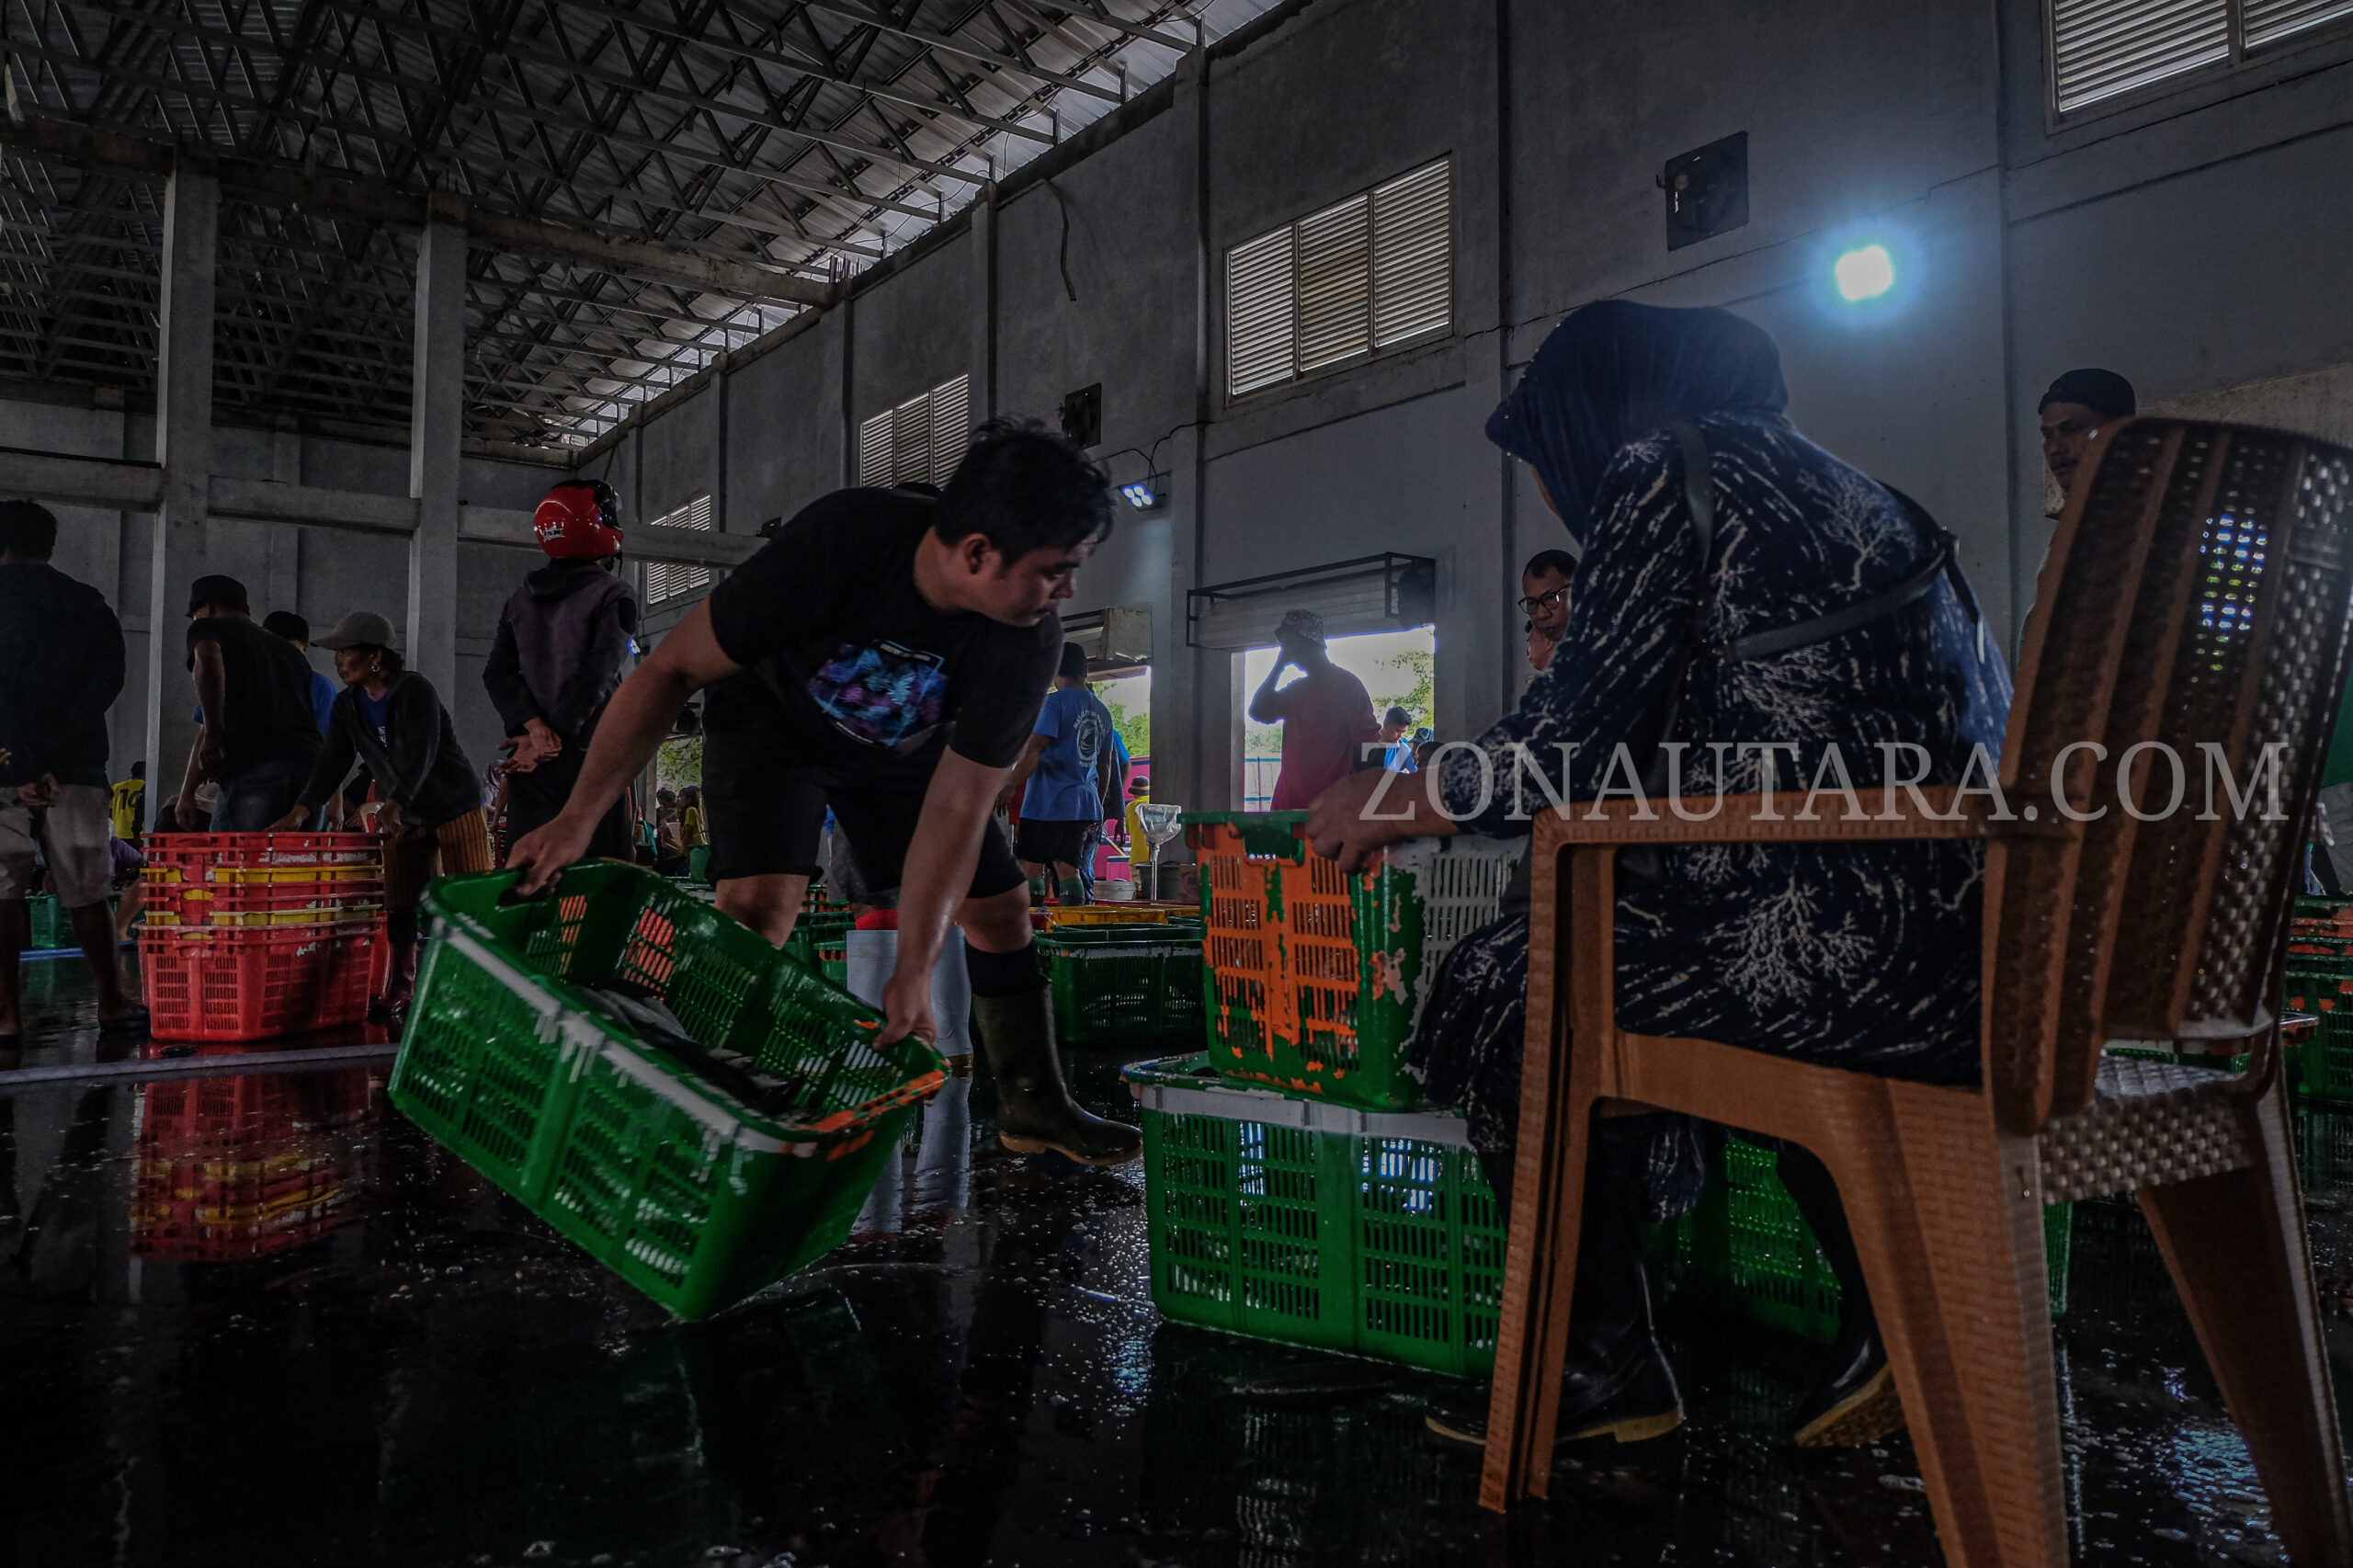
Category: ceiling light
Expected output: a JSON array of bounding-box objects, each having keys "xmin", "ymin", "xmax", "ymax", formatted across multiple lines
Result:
[
  {"xmin": 1834, "ymin": 244, "xmax": 1895, "ymax": 302},
  {"xmin": 1120, "ymin": 477, "xmax": 1167, "ymax": 512}
]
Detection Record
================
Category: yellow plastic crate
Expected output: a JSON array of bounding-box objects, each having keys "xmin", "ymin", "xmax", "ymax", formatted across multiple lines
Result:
[{"xmin": 1045, "ymin": 903, "xmax": 1199, "ymax": 927}]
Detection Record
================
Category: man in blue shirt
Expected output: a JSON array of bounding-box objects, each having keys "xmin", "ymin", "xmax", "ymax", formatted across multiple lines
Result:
[
  {"xmin": 264, "ymin": 612, "xmax": 339, "ymax": 735},
  {"xmin": 1001, "ymin": 642, "xmax": 1120, "ymax": 905}
]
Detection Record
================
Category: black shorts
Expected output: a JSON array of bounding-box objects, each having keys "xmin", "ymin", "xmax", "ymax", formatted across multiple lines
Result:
[
  {"xmin": 702, "ymin": 712, "xmax": 1024, "ymax": 900},
  {"xmin": 502, "ymin": 744, "xmax": 634, "ymax": 861},
  {"xmin": 1014, "ymin": 815, "xmax": 1094, "ymax": 869}
]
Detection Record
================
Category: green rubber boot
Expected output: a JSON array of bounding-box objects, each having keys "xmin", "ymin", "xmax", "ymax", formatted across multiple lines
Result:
[
  {"xmin": 972, "ymin": 990, "xmax": 1142, "ymax": 1166},
  {"xmin": 1027, "ymin": 874, "xmax": 1051, "ymax": 905},
  {"xmin": 1058, "ymin": 877, "xmax": 1087, "ymax": 907}
]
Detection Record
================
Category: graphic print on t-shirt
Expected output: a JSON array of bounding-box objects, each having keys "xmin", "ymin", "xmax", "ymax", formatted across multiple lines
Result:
[
  {"xmin": 807, "ymin": 639, "xmax": 949, "ymax": 750},
  {"xmin": 1070, "ymin": 702, "xmax": 1108, "ymax": 771}
]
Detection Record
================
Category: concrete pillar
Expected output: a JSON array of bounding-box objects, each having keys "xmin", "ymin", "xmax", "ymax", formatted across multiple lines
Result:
[
  {"xmin": 711, "ymin": 351, "xmax": 730, "ymax": 532},
  {"xmin": 144, "ymin": 164, "xmax": 217, "ymax": 792},
  {"xmin": 407, "ymin": 220, "xmax": 464, "ymax": 698},
  {"xmin": 1153, "ymin": 46, "xmax": 1220, "ymax": 826},
  {"xmin": 970, "ymin": 186, "xmax": 996, "ymax": 424}
]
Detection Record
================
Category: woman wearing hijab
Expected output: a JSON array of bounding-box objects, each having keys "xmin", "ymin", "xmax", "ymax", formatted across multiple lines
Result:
[{"xmin": 1307, "ymin": 301, "xmax": 2011, "ymax": 1455}]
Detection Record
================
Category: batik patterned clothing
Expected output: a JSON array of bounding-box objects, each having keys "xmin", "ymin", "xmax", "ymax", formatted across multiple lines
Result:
[{"xmin": 1411, "ymin": 412, "xmax": 2014, "ymax": 1186}]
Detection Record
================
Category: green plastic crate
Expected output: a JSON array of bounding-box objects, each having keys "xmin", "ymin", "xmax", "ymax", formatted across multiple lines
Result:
[
  {"xmin": 1125, "ymin": 1052, "xmax": 1505, "ymax": 1376},
  {"xmin": 1185, "ymin": 812, "xmax": 1521, "ymax": 1111},
  {"xmin": 2282, "ymin": 969, "xmax": 2353, "ymax": 1105},
  {"xmin": 27, "ymin": 892, "xmax": 66, "ymax": 949},
  {"xmin": 24, "ymin": 891, "xmax": 119, "ymax": 949},
  {"xmin": 1040, "ymin": 926, "xmax": 1205, "ymax": 1044},
  {"xmin": 389, "ymin": 864, "xmax": 945, "ymax": 1320},
  {"xmin": 784, "ymin": 909, "xmax": 855, "ymax": 973},
  {"xmin": 1661, "ymin": 1139, "xmax": 2072, "ymax": 1337}
]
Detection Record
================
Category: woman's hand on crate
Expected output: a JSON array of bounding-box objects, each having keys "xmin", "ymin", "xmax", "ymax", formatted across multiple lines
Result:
[
  {"xmin": 1305, "ymin": 767, "xmax": 1455, "ymax": 870},
  {"xmin": 267, "ymin": 804, "xmax": 311, "ymax": 831}
]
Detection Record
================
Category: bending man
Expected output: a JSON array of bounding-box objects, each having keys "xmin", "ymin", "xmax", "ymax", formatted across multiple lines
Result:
[{"xmin": 507, "ymin": 419, "xmax": 1140, "ymax": 1167}]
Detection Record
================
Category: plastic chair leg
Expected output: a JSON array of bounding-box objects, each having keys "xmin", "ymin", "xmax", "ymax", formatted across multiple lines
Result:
[
  {"xmin": 1824, "ymin": 1085, "xmax": 2070, "ymax": 1568},
  {"xmin": 2137, "ymin": 1087, "xmax": 2353, "ymax": 1568}
]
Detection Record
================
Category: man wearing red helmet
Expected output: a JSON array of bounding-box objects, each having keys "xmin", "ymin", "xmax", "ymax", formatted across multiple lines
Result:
[{"xmin": 483, "ymin": 480, "xmax": 639, "ymax": 860}]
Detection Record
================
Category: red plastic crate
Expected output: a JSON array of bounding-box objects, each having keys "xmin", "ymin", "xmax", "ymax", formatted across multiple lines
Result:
[
  {"xmin": 142, "ymin": 922, "xmax": 381, "ymax": 1040},
  {"xmin": 143, "ymin": 830, "xmax": 379, "ymax": 874}
]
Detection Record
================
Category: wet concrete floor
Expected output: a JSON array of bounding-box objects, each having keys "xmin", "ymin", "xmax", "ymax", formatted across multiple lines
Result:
[{"xmin": 5, "ymin": 951, "xmax": 2352, "ymax": 1567}]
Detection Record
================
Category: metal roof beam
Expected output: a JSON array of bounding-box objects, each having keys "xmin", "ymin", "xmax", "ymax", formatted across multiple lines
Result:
[{"xmin": 0, "ymin": 108, "xmax": 835, "ymax": 306}]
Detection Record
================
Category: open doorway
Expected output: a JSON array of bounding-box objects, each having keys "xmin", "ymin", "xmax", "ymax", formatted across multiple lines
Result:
[{"xmin": 1240, "ymin": 626, "xmax": 1435, "ymax": 811}]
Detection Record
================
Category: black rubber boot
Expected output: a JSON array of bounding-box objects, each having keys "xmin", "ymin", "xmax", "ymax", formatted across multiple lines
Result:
[
  {"xmin": 1778, "ymin": 1144, "xmax": 1904, "ymax": 1447},
  {"xmin": 1425, "ymin": 1153, "xmax": 1680, "ymax": 1451},
  {"xmin": 971, "ymin": 991, "xmax": 1142, "ymax": 1166}
]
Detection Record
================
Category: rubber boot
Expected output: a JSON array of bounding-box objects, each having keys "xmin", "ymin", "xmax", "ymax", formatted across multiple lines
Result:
[
  {"xmin": 1779, "ymin": 1144, "xmax": 1904, "ymax": 1447},
  {"xmin": 1057, "ymin": 877, "xmax": 1087, "ymax": 908},
  {"xmin": 1027, "ymin": 874, "xmax": 1051, "ymax": 906},
  {"xmin": 970, "ymin": 990, "xmax": 1142, "ymax": 1165},
  {"xmin": 1426, "ymin": 1150, "xmax": 1680, "ymax": 1450}
]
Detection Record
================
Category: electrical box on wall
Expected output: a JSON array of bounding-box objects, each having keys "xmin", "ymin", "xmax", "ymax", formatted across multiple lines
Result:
[
  {"xmin": 1660, "ymin": 131, "xmax": 1747, "ymax": 251},
  {"xmin": 1060, "ymin": 383, "xmax": 1102, "ymax": 449}
]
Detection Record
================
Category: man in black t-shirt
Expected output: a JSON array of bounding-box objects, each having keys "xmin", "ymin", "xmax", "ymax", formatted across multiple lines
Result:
[
  {"xmin": 176, "ymin": 574, "xmax": 324, "ymax": 831},
  {"xmin": 509, "ymin": 419, "xmax": 1138, "ymax": 1166}
]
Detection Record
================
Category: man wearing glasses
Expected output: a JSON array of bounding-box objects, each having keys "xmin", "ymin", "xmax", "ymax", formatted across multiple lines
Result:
[{"xmin": 1519, "ymin": 548, "xmax": 1576, "ymax": 674}]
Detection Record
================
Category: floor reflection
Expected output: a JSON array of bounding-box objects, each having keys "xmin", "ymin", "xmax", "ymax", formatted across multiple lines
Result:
[{"xmin": 5, "ymin": 950, "xmax": 2352, "ymax": 1567}]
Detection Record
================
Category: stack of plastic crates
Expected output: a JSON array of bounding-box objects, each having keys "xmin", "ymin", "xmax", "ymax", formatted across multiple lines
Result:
[
  {"xmin": 785, "ymin": 906, "xmax": 855, "ymax": 976},
  {"xmin": 389, "ymin": 862, "xmax": 946, "ymax": 1318},
  {"xmin": 131, "ymin": 1066, "xmax": 377, "ymax": 1261},
  {"xmin": 1038, "ymin": 921, "xmax": 1205, "ymax": 1044},
  {"xmin": 1125, "ymin": 1052, "xmax": 1505, "ymax": 1374},
  {"xmin": 139, "ymin": 833, "xmax": 383, "ymax": 1040},
  {"xmin": 2282, "ymin": 896, "xmax": 2353, "ymax": 1104},
  {"xmin": 1183, "ymin": 811, "xmax": 1521, "ymax": 1111}
]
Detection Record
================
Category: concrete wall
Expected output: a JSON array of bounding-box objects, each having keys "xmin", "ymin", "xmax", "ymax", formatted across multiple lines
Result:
[{"xmin": 17, "ymin": 0, "xmax": 2353, "ymax": 840}]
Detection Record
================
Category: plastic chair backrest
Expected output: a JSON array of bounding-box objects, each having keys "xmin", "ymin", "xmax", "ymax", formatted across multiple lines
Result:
[{"xmin": 1989, "ymin": 418, "xmax": 2353, "ymax": 1133}]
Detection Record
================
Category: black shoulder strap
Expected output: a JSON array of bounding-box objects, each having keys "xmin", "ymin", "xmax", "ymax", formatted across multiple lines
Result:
[
  {"xmin": 1671, "ymin": 451, "xmax": 1985, "ymax": 667},
  {"xmin": 1667, "ymin": 422, "xmax": 1716, "ymax": 650}
]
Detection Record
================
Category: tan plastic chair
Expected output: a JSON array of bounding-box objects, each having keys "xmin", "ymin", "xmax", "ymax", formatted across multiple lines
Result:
[{"xmin": 1481, "ymin": 418, "xmax": 2353, "ymax": 1568}]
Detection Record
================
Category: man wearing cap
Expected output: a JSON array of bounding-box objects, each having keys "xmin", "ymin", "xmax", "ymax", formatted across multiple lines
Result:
[
  {"xmin": 2039, "ymin": 368, "xmax": 2137, "ymax": 513},
  {"xmin": 277, "ymin": 609, "xmax": 490, "ymax": 1017},
  {"xmin": 483, "ymin": 480, "xmax": 640, "ymax": 860},
  {"xmin": 176, "ymin": 574, "xmax": 323, "ymax": 831},
  {"xmin": 1247, "ymin": 608, "xmax": 1381, "ymax": 812}
]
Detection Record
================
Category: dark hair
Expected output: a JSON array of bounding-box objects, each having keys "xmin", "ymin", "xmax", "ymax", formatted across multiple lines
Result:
[
  {"xmin": 263, "ymin": 610, "xmax": 311, "ymax": 643},
  {"xmin": 0, "ymin": 499, "xmax": 59, "ymax": 561},
  {"xmin": 354, "ymin": 643, "xmax": 404, "ymax": 674},
  {"xmin": 680, "ymin": 785, "xmax": 699, "ymax": 804},
  {"xmin": 1523, "ymin": 549, "xmax": 1577, "ymax": 582},
  {"xmin": 933, "ymin": 417, "xmax": 1113, "ymax": 560},
  {"xmin": 1058, "ymin": 641, "xmax": 1090, "ymax": 682},
  {"xmin": 1384, "ymin": 706, "xmax": 1412, "ymax": 727}
]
